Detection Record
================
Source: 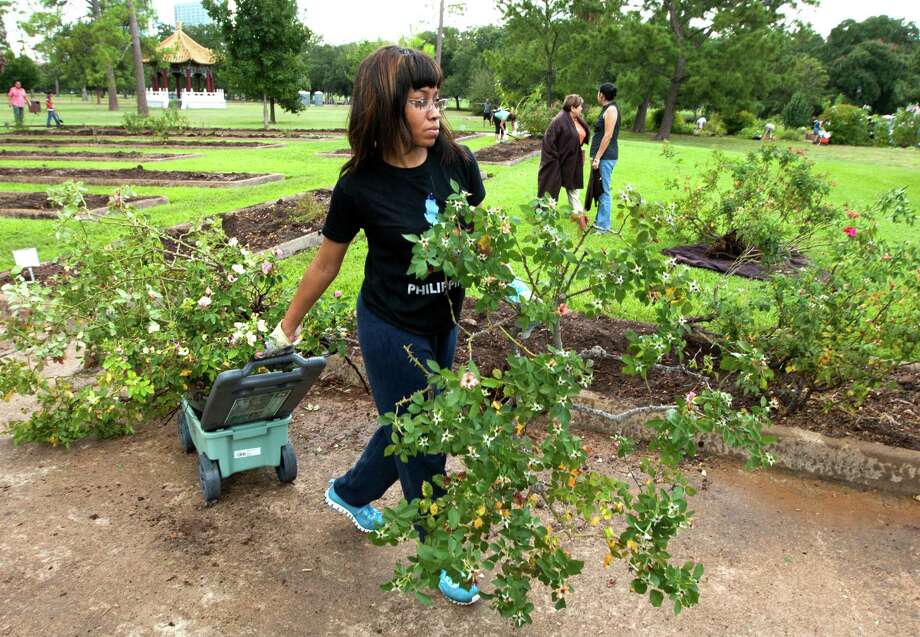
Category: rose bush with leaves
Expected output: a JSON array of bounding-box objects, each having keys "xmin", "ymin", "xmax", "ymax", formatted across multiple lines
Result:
[
  {"xmin": 369, "ymin": 187, "xmax": 775, "ymax": 625},
  {"xmin": 0, "ymin": 182, "xmax": 352, "ymax": 446}
]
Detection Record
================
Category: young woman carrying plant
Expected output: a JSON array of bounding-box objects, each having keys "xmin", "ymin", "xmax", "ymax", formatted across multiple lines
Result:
[{"xmin": 264, "ymin": 46, "xmax": 486, "ymax": 605}]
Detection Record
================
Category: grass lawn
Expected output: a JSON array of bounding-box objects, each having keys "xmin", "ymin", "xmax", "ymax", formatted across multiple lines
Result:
[{"xmin": 1, "ymin": 102, "xmax": 917, "ymax": 324}]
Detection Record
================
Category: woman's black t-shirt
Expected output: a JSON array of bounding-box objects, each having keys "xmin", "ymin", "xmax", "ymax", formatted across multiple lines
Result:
[{"xmin": 321, "ymin": 142, "xmax": 486, "ymax": 335}]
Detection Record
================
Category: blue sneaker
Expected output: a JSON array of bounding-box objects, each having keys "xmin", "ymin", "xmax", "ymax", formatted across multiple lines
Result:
[
  {"xmin": 439, "ymin": 570, "xmax": 480, "ymax": 605},
  {"xmin": 324, "ymin": 479, "xmax": 383, "ymax": 533}
]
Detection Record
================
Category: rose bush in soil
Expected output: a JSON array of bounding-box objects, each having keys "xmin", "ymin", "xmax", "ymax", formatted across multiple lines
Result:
[
  {"xmin": 369, "ymin": 187, "xmax": 775, "ymax": 625},
  {"xmin": 703, "ymin": 188, "xmax": 920, "ymax": 414},
  {"xmin": 0, "ymin": 181, "xmax": 353, "ymax": 446},
  {"xmin": 662, "ymin": 146, "xmax": 919, "ymax": 414}
]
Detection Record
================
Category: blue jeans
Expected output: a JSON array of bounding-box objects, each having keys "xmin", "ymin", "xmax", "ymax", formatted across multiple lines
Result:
[
  {"xmin": 333, "ymin": 293, "xmax": 458, "ymax": 512},
  {"xmin": 595, "ymin": 159, "xmax": 617, "ymax": 230},
  {"xmin": 11, "ymin": 106, "xmax": 24, "ymax": 126},
  {"xmin": 47, "ymin": 109, "xmax": 62, "ymax": 127}
]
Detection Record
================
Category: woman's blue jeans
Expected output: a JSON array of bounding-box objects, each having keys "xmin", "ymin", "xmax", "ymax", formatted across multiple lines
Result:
[
  {"xmin": 595, "ymin": 159, "xmax": 617, "ymax": 230},
  {"xmin": 333, "ymin": 293, "xmax": 458, "ymax": 510}
]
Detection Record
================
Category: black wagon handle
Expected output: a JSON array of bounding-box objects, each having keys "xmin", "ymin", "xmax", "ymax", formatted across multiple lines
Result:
[{"xmin": 241, "ymin": 347, "xmax": 311, "ymax": 377}]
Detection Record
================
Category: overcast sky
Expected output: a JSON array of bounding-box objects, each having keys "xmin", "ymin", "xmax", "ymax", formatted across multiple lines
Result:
[{"xmin": 6, "ymin": 0, "xmax": 920, "ymax": 52}]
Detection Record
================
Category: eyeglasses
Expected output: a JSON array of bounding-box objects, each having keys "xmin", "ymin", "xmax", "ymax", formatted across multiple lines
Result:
[{"xmin": 408, "ymin": 98, "xmax": 448, "ymax": 113}]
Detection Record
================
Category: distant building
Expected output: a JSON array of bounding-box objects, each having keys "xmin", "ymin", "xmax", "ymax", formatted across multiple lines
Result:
[{"xmin": 174, "ymin": 2, "xmax": 211, "ymax": 27}]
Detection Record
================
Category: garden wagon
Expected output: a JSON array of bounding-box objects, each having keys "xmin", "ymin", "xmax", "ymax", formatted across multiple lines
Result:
[{"xmin": 176, "ymin": 349, "xmax": 326, "ymax": 503}]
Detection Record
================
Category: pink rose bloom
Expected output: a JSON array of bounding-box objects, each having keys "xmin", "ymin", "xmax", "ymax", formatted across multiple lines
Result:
[
  {"xmin": 273, "ymin": 247, "xmax": 284, "ymax": 258},
  {"xmin": 333, "ymin": 290, "xmax": 343, "ymax": 298},
  {"xmin": 197, "ymin": 296, "xmax": 212, "ymax": 309},
  {"xmin": 261, "ymin": 262, "xmax": 273, "ymax": 275},
  {"xmin": 556, "ymin": 303, "xmax": 571, "ymax": 317},
  {"xmin": 842, "ymin": 226, "xmax": 858, "ymax": 237},
  {"xmin": 846, "ymin": 210, "xmax": 860, "ymax": 219},
  {"xmin": 459, "ymin": 371, "xmax": 480, "ymax": 389},
  {"xmin": 685, "ymin": 391, "xmax": 697, "ymax": 404},
  {"xmin": 227, "ymin": 274, "xmax": 238, "ymax": 283}
]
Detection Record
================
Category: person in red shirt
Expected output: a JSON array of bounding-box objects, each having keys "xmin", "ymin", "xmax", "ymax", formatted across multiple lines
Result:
[
  {"xmin": 7, "ymin": 81, "xmax": 29, "ymax": 127},
  {"xmin": 45, "ymin": 92, "xmax": 63, "ymax": 128}
]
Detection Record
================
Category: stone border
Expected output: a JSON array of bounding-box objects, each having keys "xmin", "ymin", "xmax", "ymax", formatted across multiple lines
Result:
[
  {"xmin": 573, "ymin": 390, "xmax": 920, "ymax": 496},
  {"xmin": 0, "ymin": 152, "xmax": 201, "ymax": 162},
  {"xmin": 476, "ymin": 149, "xmax": 541, "ymax": 166},
  {"xmin": 0, "ymin": 172, "xmax": 285, "ymax": 188},
  {"xmin": 0, "ymin": 195, "xmax": 170, "ymax": 220}
]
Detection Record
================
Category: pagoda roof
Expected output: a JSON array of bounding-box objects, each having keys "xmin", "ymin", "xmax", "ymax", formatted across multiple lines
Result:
[{"xmin": 156, "ymin": 25, "xmax": 215, "ymax": 65}]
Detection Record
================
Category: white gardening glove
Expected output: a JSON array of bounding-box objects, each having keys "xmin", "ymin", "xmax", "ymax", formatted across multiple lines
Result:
[
  {"xmin": 264, "ymin": 320, "xmax": 301, "ymax": 356},
  {"xmin": 506, "ymin": 278, "xmax": 533, "ymax": 305}
]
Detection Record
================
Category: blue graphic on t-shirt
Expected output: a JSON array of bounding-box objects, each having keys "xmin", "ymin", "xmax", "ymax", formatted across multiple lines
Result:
[{"xmin": 424, "ymin": 194, "xmax": 439, "ymax": 226}]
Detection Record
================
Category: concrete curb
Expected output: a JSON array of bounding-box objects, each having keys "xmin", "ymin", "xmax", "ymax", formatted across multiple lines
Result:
[
  {"xmin": 573, "ymin": 390, "xmax": 920, "ymax": 496},
  {"xmin": 0, "ymin": 195, "xmax": 170, "ymax": 220},
  {"xmin": 0, "ymin": 153, "xmax": 202, "ymax": 163},
  {"xmin": 476, "ymin": 149, "xmax": 541, "ymax": 166},
  {"xmin": 0, "ymin": 172, "xmax": 285, "ymax": 188}
]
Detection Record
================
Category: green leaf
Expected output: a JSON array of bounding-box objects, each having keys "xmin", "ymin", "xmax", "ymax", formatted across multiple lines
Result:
[
  {"xmin": 415, "ymin": 591, "xmax": 433, "ymax": 606},
  {"xmin": 421, "ymin": 481, "xmax": 433, "ymax": 498},
  {"xmin": 649, "ymin": 589, "xmax": 664, "ymax": 607}
]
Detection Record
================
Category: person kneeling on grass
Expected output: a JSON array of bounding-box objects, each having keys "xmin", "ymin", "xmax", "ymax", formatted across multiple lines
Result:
[{"xmin": 263, "ymin": 45, "xmax": 486, "ymax": 606}]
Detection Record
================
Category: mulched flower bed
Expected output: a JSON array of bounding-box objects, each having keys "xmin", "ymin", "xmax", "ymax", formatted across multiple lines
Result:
[
  {"xmin": 455, "ymin": 298, "xmax": 919, "ymax": 450},
  {"xmin": 0, "ymin": 166, "xmax": 282, "ymax": 186},
  {"xmin": 474, "ymin": 138, "xmax": 543, "ymax": 163},
  {"xmin": 2, "ymin": 191, "xmax": 332, "ymax": 288},
  {"xmin": 0, "ymin": 150, "xmax": 192, "ymax": 161},
  {"xmin": 0, "ymin": 138, "xmax": 280, "ymax": 148},
  {"xmin": 0, "ymin": 192, "xmax": 166, "ymax": 220},
  {"xmin": 4, "ymin": 126, "xmax": 344, "ymax": 139},
  {"xmin": 219, "ymin": 189, "xmax": 331, "ymax": 251}
]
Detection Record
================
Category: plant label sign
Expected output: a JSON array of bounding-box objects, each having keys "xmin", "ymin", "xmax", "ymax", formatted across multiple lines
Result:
[
  {"xmin": 233, "ymin": 447, "xmax": 262, "ymax": 459},
  {"xmin": 12, "ymin": 247, "xmax": 40, "ymax": 282}
]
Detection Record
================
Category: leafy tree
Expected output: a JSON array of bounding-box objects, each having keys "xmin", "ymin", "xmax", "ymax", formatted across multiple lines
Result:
[
  {"xmin": 643, "ymin": 0, "xmax": 804, "ymax": 140},
  {"xmin": 782, "ymin": 91, "xmax": 813, "ymax": 127},
  {"xmin": 203, "ymin": 0, "xmax": 314, "ymax": 128},
  {"xmin": 498, "ymin": 0, "xmax": 574, "ymax": 106},
  {"xmin": 0, "ymin": 54, "xmax": 41, "ymax": 95},
  {"xmin": 823, "ymin": 16, "xmax": 920, "ymax": 114},
  {"xmin": 439, "ymin": 25, "xmax": 503, "ymax": 110},
  {"xmin": 0, "ymin": 0, "xmax": 11, "ymax": 73}
]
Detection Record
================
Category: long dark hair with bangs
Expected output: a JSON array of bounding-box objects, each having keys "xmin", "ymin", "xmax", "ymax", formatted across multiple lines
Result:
[{"xmin": 342, "ymin": 45, "xmax": 464, "ymax": 175}]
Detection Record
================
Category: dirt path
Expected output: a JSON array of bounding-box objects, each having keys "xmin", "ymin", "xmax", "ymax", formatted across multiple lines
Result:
[{"xmin": 1, "ymin": 383, "xmax": 917, "ymax": 636}]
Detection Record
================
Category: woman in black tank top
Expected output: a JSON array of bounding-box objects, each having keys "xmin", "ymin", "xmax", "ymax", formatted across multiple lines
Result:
[{"xmin": 589, "ymin": 82, "xmax": 619, "ymax": 231}]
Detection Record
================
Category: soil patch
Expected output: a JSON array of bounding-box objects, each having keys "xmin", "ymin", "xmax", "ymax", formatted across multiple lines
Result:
[
  {"xmin": 474, "ymin": 138, "xmax": 542, "ymax": 164},
  {"xmin": 219, "ymin": 189, "xmax": 330, "ymax": 251},
  {"xmin": 0, "ymin": 137, "xmax": 281, "ymax": 149},
  {"xmin": 0, "ymin": 261, "xmax": 69, "ymax": 286},
  {"xmin": 456, "ymin": 298, "xmax": 919, "ymax": 450},
  {"xmin": 0, "ymin": 192, "xmax": 167, "ymax": 220},
  {"xmin": 0, "ymin": 150, "xmax": 196, "ymax": 162},
  {"xmin": 0, "ymin": 166, "xmax": 283, "ymax": 188},
  {"xmin": 4, "ymin": 126, "xmax": 345, "ymax": 139}
]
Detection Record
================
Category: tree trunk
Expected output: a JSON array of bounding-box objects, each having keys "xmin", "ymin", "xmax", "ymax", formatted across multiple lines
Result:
[
  {"xmin": 546, "ymin": 66, "xmax": 555, "ymax": 108},
  {"xmin": 262, "ymin": 94, "xmax": 269, "ymax": 130},
  {"xmin": 435, "ymin": 0, "xmax": 445, "ymax": 66},
  {"xmin": 95, "ymin": 89, "xmax": 102, "ymax": 104},
  {"xmin": 270, "ymin": 97, "xmax": 276, "ymax": 124},
  {"xmin": 127, "ymin": 0, "xmax": 148, "ymax": 117},
  {"xmin": 632, "ymin": 96, "xmax": 650, "ymax": 133},
  {"xmin": 82, "ymin": 85, "xmax": 89, "ymax": 102},
  {"xmin": 454, "ymin": 96, "xmax": 460, "ymax": 110},
  {"xmin": 655, "ymin": 56, "xmax": 685, "ymax": 140},
  {"xmin": 55, "ymin": 78, "xmax": 60, "ymax": 96},
  {"xmin": 91, "ymin": 0, "xmax": 118, "ymax": 111}
]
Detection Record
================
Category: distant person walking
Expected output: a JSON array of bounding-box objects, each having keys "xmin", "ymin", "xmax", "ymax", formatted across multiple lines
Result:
[
  {"xmin": 588, "ymin": 83, "xmax": 619, "ymax": 232},
  {"xmin": 812, "ymin": 118, "xmax": 821, "ymax": 144},
  {"xmin": 537, "ymin": 94, "xmax": 590, "ymax": 230},
  {"xmin": 7, "ymin": 81, "xmax": 29, "ymax": 127},
  {"xmin": 696, "ymin": 115, "xmax": 707, "ymax": 133},
  {"xmin": 45, "ymin": 93, "xmax": 63, "ymax": 128},
  {"xmin": 482, "ymin": 99, "xmax": 493, "ymax": 127}
]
